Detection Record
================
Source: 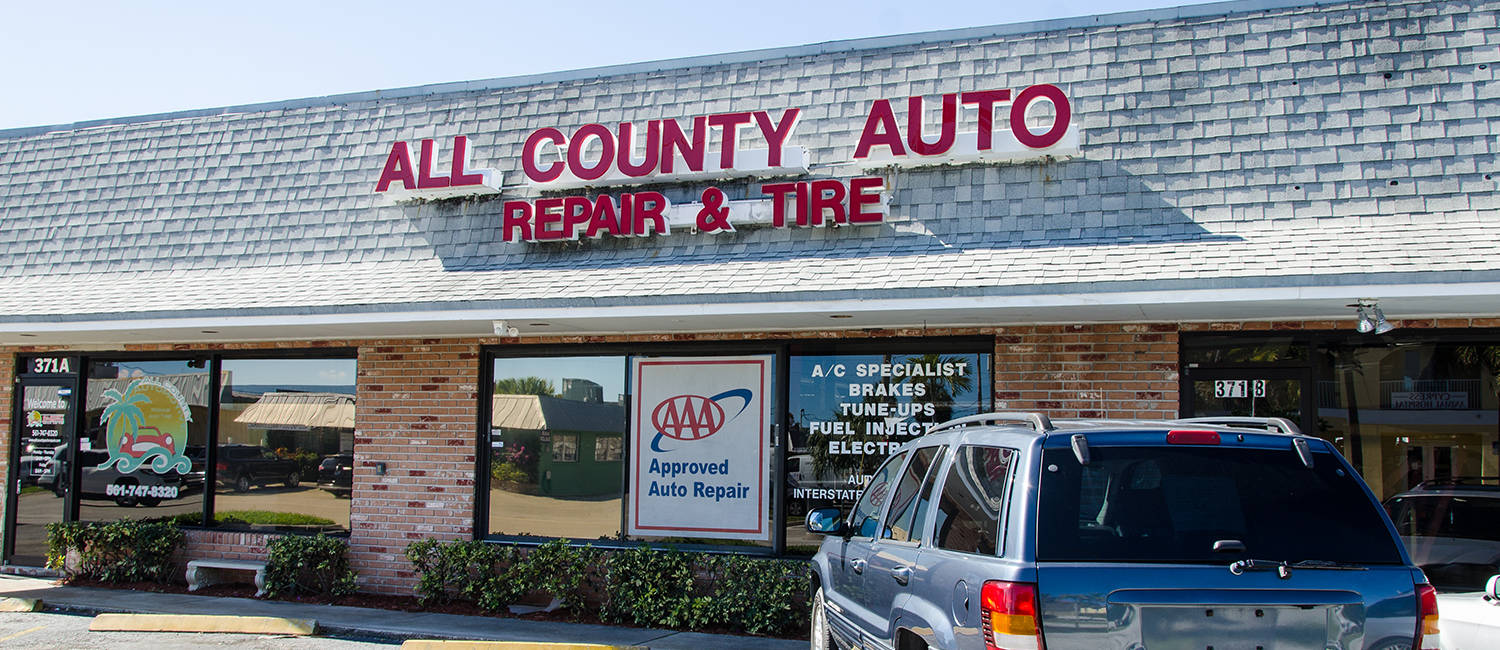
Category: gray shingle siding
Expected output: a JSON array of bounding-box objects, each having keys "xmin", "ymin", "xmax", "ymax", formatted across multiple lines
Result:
[{"xmin": 0, "ymin": 0, "xmax": 1496, "ymax": 319}]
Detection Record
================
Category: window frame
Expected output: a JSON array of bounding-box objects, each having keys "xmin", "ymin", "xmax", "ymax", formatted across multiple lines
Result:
[
  {"xmin": 594, "ymin": 435, "xmax": 623, "ymax": 462},
  {"xmin": 63, "ymin": 348, "xmax": 358, "ymax": 536},
  {"xmin": 477, "ymin": 336, "xmax": 994, "ymax": 556},
  {"xmin": 931, "ymin": 444, "xmax": 1018, "ymax": 557},
  {"xmin": 551, "ymin": 433, "xmax": 579, "ymax": 463},
  {"xmin": 479, "ymin": 342, "xmax": 786, "ymax": 554}
]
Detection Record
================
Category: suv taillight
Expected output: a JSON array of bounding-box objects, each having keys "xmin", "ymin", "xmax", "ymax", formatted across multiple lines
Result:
[
  {"xmin": 980, "ymin": 580, "xmax": 1043, "ymax": 650},
  {"xmin": 215, "ymin": 462, "xmax": 227, "ymax": 471},
  {"xmin": 1415, "ymin": 583, "xmax": 1440, "ymax": 649}
]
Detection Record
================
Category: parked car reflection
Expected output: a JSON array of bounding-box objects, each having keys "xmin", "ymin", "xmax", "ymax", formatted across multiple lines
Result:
[
  {"xmin": 1384, "ymin": 477, "xmax": 1500, "ymax": 592},
  {"xmin": 37, "ymin": 449, "xmax": 191, "ymax": 507}
]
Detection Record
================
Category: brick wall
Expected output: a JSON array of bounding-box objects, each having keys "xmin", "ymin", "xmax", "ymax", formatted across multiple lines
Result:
[
  {"xmin": 351, "ymin": 339, "xmax": 479, "ymax": 592},
  {"xmin": 993, "ymin": 324, "xmax": 1181, "ymax": 419}
]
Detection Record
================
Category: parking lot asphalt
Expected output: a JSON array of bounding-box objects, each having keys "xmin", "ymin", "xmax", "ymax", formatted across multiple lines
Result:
[{"xmin": 0, "ymin": 574, "xmax": 801, "ymax": 650}]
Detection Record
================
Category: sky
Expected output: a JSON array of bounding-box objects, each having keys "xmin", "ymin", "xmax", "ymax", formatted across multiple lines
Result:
[{"xmin": 0, "ymin": 0, "xmax": 1217, "ymax": 131}]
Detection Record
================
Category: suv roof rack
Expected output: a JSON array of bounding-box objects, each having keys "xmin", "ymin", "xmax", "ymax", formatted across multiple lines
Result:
[
  {"xmin": 1413, "ymin": 476, "xmax": 1500, "ymax": 490},
  {"xmin": 928, "ymin": 412, "xmax": 1054, "ymax": 435},
  {"xmin": 1172, "ymin": 416, "xmax": 1302, "ymax": 435}
]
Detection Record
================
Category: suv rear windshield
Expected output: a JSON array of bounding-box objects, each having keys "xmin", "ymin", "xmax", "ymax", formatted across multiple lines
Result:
[{"xmin": 1037, "ymin": 445, "xmax": 1403, "ymax": 565}]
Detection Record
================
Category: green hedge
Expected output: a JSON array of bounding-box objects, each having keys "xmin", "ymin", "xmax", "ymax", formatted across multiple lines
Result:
[
  {"xmin": 263, "ymin": 534, "xmax": 357, "ymax": 598},
  {"xmin": 405, "ymin": 539, "xmax": 809, "ymax": 636},
  {"xmin": 46, "ymin": 520, "xmax": 183, "ymax": 583}
]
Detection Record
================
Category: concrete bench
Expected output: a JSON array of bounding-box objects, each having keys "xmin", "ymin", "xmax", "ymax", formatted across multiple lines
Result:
[{"xmin": 186, "ymin": 559, "xmax": 266, "ymax": 597}]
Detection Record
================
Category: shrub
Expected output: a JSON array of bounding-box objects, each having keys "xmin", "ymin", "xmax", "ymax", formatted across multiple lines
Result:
[
  {"xmin": 403, "ymin": 539, "xmax": 812, "ymax": 636},
  {"xmin": 517, "ymin": 539, "xmax": 601, "ymax": 615},
  {"xmin": 405, "ymin": 538, "xmax": 599, "ymax": 615},
  {"xmin": 406, "ymin": 539, "xmax": 525, "ymax": 610},
  {"xmin": 45, "ymin": 520, "xmax": 183, "ymax": 584},
  {"xmin": 599, "ymin": 544, "xmax": 705, "ymax": 628},
  {"xmin": 702, "ymin": 554, "xmax": 811, "ymax": 636},
  {"xmin": 263, "ymin": 534, "xmax": 357, "ymax": 598},
  {"xmin": 490, "ymin": 462, "xmax": 530, "ymax": 484}
]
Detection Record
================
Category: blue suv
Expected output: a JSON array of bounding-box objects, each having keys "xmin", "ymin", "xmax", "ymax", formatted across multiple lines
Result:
[{"xmin": 805, "ymin": 413, "xmax": 1439, "ymax": 650}]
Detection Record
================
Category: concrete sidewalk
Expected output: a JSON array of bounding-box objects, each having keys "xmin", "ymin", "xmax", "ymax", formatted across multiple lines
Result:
[{"xmin": 0, "ymin": 575, "xmax": 801, "ymax": 649}]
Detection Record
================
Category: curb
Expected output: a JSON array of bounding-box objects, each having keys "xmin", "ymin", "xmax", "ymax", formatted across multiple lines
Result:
[
  {"xmin": 0, "ymin": 597, "xmax": 41, "ymax": 612},
  {"xmin": 88, "ymin": 613, "xmax": 317, "ymax": 635},
  {"xmin": 402, "ymin": 642, "xmax": 649, "ymax": 650}
]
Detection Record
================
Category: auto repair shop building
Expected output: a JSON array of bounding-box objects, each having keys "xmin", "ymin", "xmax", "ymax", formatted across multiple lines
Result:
[{"xmin": 1, "ymin": 0, "xmax": 1496, "ymax": 592}]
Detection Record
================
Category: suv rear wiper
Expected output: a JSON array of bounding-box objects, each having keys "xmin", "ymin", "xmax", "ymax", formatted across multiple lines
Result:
[
  {"xmin": 1229, "ymin": 559, "xmax": 1293, "ymax": 578},
  {"xmin": 1230, "ymin": 559, "xmax": 1368, "ymax": 578}
]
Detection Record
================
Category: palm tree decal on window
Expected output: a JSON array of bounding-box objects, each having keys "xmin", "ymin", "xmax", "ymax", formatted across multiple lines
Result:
[{"xmin": 99, "ymin": 378, "xmax": 193, "ymax": 474}]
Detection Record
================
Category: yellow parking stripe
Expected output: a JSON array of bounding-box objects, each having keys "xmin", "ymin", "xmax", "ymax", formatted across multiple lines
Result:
[{"xmin": 0, "ymin": 625, "xmax": 47, "ymax": 643}]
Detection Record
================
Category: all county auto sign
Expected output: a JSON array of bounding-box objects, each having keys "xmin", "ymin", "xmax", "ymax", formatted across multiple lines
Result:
[{"xmin": 373, "ymin": 85, "xmax": 1078, "ymax": 242}]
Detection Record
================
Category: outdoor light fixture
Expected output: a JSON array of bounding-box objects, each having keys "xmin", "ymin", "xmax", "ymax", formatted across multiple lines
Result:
[
  {"xmin": 492, "ymin": 320, "xmax": 519, "ymax": 337},
  {"xmin": 1350, "ymin": 300, "xmax": 1396, "ymax": 335}
]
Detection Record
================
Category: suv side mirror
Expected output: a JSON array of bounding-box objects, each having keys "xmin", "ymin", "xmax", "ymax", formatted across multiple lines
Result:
[{"xmin": 806, "ymin": 507, "xmax": 846, "ymax": 535}]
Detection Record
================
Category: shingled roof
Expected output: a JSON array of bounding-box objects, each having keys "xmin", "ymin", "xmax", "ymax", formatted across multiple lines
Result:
[{"xmin": 1, "ymin": 0, "xmax": 1495, "ymax": 340}]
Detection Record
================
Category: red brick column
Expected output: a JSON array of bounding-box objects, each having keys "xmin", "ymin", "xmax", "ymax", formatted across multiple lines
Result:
[
  {"xmin": 993, "ymin": 324, "xmax": 1180, "ymax": 419},
  {"xmin": 349, "ymin": 339, "xmax": 480, "ymax": 593}
]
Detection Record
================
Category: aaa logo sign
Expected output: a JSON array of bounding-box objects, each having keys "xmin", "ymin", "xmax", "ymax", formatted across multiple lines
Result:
[
  {"xmin": 648, "ymin": 389, "xmax": 753, "ymax": 452},
  {"xmin": 99, "ymin": 378, "xmax": 193, "ymax": 474}
]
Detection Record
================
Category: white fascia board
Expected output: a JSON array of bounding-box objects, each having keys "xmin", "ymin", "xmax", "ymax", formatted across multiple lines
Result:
[
  {"xmin": 492, "ymin": 282, "xmax": 1500, "ymax": 322},
  {"xmin": 6, "ymin": 281, "xmax": 1500, "ymax": 336}
]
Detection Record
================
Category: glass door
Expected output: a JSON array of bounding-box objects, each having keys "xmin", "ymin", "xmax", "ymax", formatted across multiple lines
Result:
[
  {"xmin": 6, "ymin": 378, "xmax": 77, "ymax": 566},
  {"xmin": 1181, "ymin": 367, "xmax": 1314, "ymax": 435}
]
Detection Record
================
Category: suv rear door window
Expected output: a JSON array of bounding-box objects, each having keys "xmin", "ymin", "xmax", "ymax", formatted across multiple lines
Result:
[
  {"xmin": 934, "ymin": 445, "xmax": 1014, "ymax": 555},
  {"xmin": 1037, "ymin": 446, "xmax": 1403, "ymax": 564},
  {"xmin": 882, "ymin": 446, "xmax": 947, "ymax": 543},
  {"xmin": 849, "ymin": 450, "xmax": 909, "ymax": 538}
]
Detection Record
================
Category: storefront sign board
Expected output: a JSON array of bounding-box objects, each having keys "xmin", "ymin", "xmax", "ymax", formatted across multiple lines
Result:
[{"xmin": 629, "ymin": 356, "xmax": 771, "ymax": 541}]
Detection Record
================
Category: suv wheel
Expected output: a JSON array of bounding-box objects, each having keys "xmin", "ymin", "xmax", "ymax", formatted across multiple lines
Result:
[
  {"xmin": 234, "ymin": 473, "xmax": 251, "ymax": 493},
  {"xmin": 811, "ymin": 586, "xmax": 835, "ymax": 650},
  {"xmin": 284, "ymin": 470, "xmax": 300, "ymax": 488}
]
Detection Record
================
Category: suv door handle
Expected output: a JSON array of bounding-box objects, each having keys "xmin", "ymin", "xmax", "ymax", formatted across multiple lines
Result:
[
  {"xmin": 890, "ymin": 566, "xmax": 911, "ymax": 585},
  {"xmin": 850, "ymin": 559, "xmax": 866, "ymax": 574}
]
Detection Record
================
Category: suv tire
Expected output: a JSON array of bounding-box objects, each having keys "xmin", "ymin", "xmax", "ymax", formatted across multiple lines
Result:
[
  {"xmin": 234, "ymin": 473, "xmax": 251, "ymax": 493},
  {"xmin": 284, "ymin": 470, "xmax": 300, "ymax": 488},
  {"xmin": 811, "ymin": 586, "xmax": 836, "ymax": 650}
]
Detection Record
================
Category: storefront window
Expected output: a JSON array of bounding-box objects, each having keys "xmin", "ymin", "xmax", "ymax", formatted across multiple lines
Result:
[
  {"xmin": 786, "ymin": 349, "xmax": 992, "ymax": 549},
  {"xmin": 488, "ymin": 356, "xmax": 627, "ymax": 541},
  {"xmin": 1316, "ymin": 341, "xmax": 1499, "ymax": 500},
  {"xmin": 1186, "ymin": 333, "xmax": 1500, "ymax": 591},
  {"xmin": 483, "ymin": 343, "xmax": 989, "ymax": 552},
  {"xmin": 214, "ymin": 358, "xmax": 356, "ymax": 532},
  {"xmin": 80, "ymin": 360, "xmax": 209, "ymax": 524}
]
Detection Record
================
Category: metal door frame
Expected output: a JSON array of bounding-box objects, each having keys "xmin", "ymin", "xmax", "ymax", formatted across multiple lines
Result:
[{"xmin": 6, "ymin": 369, "xmax": 82, "ymax": 565}]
